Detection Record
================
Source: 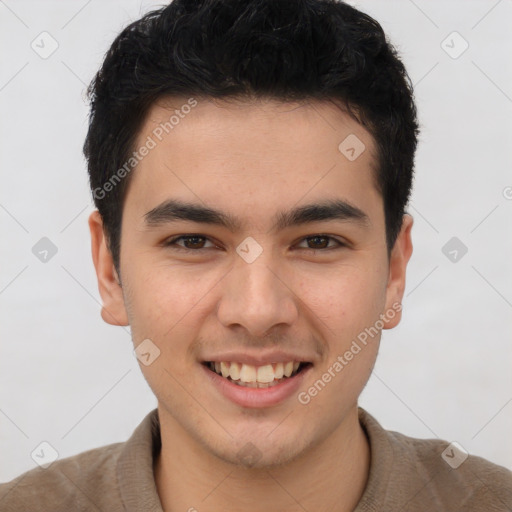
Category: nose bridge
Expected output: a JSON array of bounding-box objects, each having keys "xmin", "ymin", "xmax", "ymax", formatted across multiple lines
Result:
[
  {"xmin": 239, "ymin": 249, "xmax": 281, "ymax": 297},
  {"xmin": 217, "ymin": 240, "xmax": 297, "ymax": 335}
]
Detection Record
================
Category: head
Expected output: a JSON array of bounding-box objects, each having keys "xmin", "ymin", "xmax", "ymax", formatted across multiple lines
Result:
[{"xmin": 87, "ymin": 0, "xmax": 417, "ymax": 468}]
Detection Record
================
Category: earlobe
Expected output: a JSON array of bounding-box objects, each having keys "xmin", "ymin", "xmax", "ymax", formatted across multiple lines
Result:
[
  {"xmin": 88, "ymin": 210, "xmax": 129, "ymax": 326},
  {"xmin": 382, "ymin": 213, "xmax": 413, "ymax": 330}
]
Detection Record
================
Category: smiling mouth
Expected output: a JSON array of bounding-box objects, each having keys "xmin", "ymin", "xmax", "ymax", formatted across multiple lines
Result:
[{"xmin": 202, "ymin": 361, "xmax": 312, "ymax": 388}]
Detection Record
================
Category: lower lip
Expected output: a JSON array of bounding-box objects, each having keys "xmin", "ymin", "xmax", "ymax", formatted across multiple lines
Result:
[{"xmin": 201, "ymin": 363, "xmax": 312, "ymax": 408}]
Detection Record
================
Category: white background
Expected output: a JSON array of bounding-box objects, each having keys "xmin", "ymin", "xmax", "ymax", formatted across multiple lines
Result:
[{"xmin": 0, "ymin": 0, "xmax": 511, "ymax": 482}]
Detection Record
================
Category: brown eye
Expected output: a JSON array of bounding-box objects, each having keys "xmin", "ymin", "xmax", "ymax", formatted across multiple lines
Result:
[
  {"xmin": 163, "ymin": 234, "xmax": 345, "ymax": 253},
  {"xmin": 307, "ymin": 236, "xmax": 329, "ymax": 249},
  {"xmin": 164, "ymin": 235, "xmax": 215, "ymax": 251},
  {"xmin": 181, "ymin": 236, "xmax": 206, "ymax": 249},
  {"xmin": 297, "ymin": 235, "xmax": 345, "ymax": 250}
]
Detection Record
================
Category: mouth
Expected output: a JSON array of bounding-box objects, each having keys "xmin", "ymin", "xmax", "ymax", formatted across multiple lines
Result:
[{"xmin": 202, "ymin": 360, "xmax": 313, "ymax": 389}]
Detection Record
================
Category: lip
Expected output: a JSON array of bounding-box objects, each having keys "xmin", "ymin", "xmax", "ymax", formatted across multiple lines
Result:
[
  {"xmin": 201, "ymin": 362, "xmax": 313, "ymax": 408},
  {"xmin": 200, "ymin": 350, "xmax": 314, "ymax": 366}
]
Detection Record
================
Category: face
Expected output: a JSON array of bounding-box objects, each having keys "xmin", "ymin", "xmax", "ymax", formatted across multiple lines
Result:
[{"xmin": 90, "ymin": 97, "xmax": 412, "ymax": 468}]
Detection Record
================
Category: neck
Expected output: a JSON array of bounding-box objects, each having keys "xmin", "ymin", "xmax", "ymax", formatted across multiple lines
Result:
[{"xmin": 154, "ymin": 406, "xmax": 370, "ymax": 512}]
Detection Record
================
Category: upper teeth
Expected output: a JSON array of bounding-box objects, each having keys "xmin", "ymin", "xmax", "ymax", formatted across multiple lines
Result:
[{"xmin": 211, "ymin": 361, "xmax": 301, "ymax": 383}]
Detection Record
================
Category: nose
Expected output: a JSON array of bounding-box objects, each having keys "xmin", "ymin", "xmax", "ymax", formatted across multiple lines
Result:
[{"xmin": 216, "ymin": 249, "xmax": 298, "ymax": 338}]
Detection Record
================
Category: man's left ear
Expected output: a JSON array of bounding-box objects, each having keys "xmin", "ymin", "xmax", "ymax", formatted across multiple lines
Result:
[{"xmin": 382, "ymin": 213, "xmax": 413, "ymax": 329}]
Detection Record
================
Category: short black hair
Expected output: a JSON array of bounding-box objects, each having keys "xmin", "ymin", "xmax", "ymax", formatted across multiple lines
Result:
[{"xmin": 84, "ymin": 0, "xmax": 419, "ymax": 273}]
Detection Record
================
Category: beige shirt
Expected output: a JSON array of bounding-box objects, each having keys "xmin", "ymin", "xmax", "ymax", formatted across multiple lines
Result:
[{"xmin": 1, "ymin": 407, "xmax": 511, "ymax": 511}]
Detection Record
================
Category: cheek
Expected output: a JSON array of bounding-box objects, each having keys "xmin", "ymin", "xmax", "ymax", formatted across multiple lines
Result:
[
  {"xmin": 296, "ymin": 262, "xmax": 386, "ymax": 332},
  {"xmin": 124, "ymin": 249, "xmax": 388, "ymax": 345},
  {"xmin": 125, "ymin": 262, "xmax": 216, "ymax": 341},
  {"xmin": 124, "ymin": 267, "xmax": 211, "ymax": 396}
]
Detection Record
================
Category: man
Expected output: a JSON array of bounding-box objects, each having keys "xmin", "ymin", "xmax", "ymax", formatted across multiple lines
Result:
[{"xmin": 1, "ymin": 0, "xmax": 511, "ymax": 510}]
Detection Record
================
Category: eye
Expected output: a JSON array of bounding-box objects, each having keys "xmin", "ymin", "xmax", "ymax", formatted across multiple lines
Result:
[
  {"xmin": 163, "ymin": 234, "xmax": 346, "ymax": 252},
  {"xmin": 163, "ymin": 235, "xmax": 216, "ymax": 251},
  {"xmin": 295, "ymin": 235, "xmax": 346, "ymax": 251}
]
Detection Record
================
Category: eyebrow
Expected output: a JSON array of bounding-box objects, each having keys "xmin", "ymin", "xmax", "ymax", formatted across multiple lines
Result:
[{"xmin": 144, "ymin": 198, "xmax": 371, "ymax": 232}]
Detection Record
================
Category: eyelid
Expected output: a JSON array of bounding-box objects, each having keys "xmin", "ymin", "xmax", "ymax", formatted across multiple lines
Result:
[
  {"xmin": 163, "ymin": 233, "xmax": 348, "ymax": 251},
  {"xmin": 161, "ymin": 234, "xmax": 219, "ymax": 251},
  {"xmin": 293, "ymin": 234, "xmax": 347, "ymax": 250}
]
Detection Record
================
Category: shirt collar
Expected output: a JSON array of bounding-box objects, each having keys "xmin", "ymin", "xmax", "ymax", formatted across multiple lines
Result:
[
  {"xmin": 117, "ymin": 408, "xmax": 163, "ymax": 511},
  {"xmin": 115, "ymin": 406, "xmax": 394, "ymax": 511}
]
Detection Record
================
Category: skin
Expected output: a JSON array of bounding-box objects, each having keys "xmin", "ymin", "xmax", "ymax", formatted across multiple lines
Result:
[{"xmin": 89, "ymin": 97, "xmax": 413, "ymax": 512}]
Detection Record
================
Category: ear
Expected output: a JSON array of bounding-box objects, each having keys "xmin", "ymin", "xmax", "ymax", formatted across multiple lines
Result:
[
  {"xmin": 382, "ymin": 213, "xmax": 413, "ymax": 329},
  {"xmin": 88, "ymin": 210, "xmax": 129, "ymax": 326}
]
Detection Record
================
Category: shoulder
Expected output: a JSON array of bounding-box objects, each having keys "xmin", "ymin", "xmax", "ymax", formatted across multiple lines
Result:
[
  {"xmin": 389, "ymin": 428, "xmax": 512, "ymax": 510},
  {"xmin": 358, "ymin": 408, "xmax": 512, "ymax": 511},
  {"xmin": 0, "ymin": 441, "xmax": 125, "ymax": 512}
]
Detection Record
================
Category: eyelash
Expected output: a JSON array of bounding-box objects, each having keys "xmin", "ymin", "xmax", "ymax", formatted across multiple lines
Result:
[{"xmin": 162, "ymin": 234, "xmax": 347, "ymax": 252}]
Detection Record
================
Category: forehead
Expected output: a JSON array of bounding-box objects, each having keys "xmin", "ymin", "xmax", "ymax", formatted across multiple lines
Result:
[{"xmin": 123, "ymin": 97, "xmax": 381, "ymax": 228}]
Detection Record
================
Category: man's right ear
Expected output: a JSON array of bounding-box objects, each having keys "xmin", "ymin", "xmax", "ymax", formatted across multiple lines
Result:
[{"xmin": 88, "ymin": 210, "xmax": 129, "ymax": 326}]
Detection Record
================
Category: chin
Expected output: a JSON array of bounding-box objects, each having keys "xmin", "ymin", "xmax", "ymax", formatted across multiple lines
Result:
[{"xmin": 208, "ymin": 432, "xmax": 310, "ymax": 470}]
